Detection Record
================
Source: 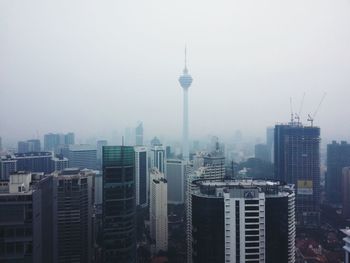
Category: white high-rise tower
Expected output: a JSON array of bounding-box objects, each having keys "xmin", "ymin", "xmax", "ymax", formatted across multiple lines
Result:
[{"xmin": 178, "ymin": 48, "xmax": 193, "ymax": 162}]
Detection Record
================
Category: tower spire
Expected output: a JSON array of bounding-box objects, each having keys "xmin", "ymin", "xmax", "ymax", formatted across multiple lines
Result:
[{"xmin": 184, "ymin": 45, "xmax": 188, "ymax": 74}]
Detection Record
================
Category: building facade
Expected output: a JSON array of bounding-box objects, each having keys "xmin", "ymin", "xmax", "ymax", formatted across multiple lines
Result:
[
  {"xmin": 134, "ymin": 146, "xmax": 148, "ymax": 208},
  {"xmin": 166, "ymin": 159, "xmax": 185, "ymax": 204},
  {"xmin": 187, "ymin": 178, "xmax": 295, "ymax": 263},
  {"xmin": 102, "ymin": 146, "xmax": 136, "ymax": 263},
  {"xmin": 150, "ymin": 145, "xmax": 166, "ymax": 174},
  {"xmin": 326, "ymin": 141, "xmax": 350, "ymax": 205},
  {"xmin": 150, "ymin": 168, "xmax": 168, "ymax": 253},
  {"xmin": 68, "ymin": 145, "xmax": 97, "ymax": 170},
  {"xmin": 0, "ymin": 155, "xmax": 17, "ymax": 180},
  {"xmin": 274, "ymin": 124, "xmax": 320, "ymax": 227}
]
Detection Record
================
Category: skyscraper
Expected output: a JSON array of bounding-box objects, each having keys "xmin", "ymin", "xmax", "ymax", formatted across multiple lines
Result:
[
  {"xmin": 274, "ymin": 123, "xmax": 320, "ymax": 227},
  {"xmin": 187, "ymin": 178, "xmax": 295, "ymax": 263},
  {"xmin": 150, "ymin": 144, "xmax": 166, "ymax": 174},
  {"xmin": 266, "ymin": 127, "xmax": 274, "ymax": 163},
  {"xmin": 150, "ymin": 168, "xmax": 168, "ymax": 253},
  {"xmin": 97, "ymin": 140, "xmax": 108, "ymax": 170},
  {"xmin": 53, "ymin": 168, "xmax": 95, "ymax": 263},
  {"xmin": 135, "ymin": 122, "xmax": 143, "ymax": 146},
  {"xmin": 102, "ymin": 146, "xmax": 136, "ymax": 263},
  {"xmin": 166, "ymin": 159, "xmax": 185, "ymax": 204},
  {"xmin": 68, "ymin": 144, "xmax": 97, "ymax": 170},
  {"xmin": 342, "ymin": 167, "xmax": 350, "ymax": 219},
  {"xmin": 134, "ymin": 146, "xmax": 148, "ymax": 207},
  {"xmin": 178, "ymin": 48, "xmax": 193, "ymax": 162},
  {"xmin": 326, "ymin": 141, "xmax": 350, "ymax": 205}
]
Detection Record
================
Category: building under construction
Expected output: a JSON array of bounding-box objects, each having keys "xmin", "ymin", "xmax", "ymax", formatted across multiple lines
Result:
[{"xmin": 274, "ymin": 122, "xmax": 320, "ymax": 227}]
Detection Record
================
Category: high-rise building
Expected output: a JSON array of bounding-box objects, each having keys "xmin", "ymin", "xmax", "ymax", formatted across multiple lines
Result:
[
  {"xmin": 326, "ymin": 141, "xmax": 350, "ymax": 205},
  {"xmin": 68, "ymin": 144, "xmax": 97, "ymax": 170},
  {"xmin": 51, "ymin": 154, "xmax": 69, "ymax": 172},
  {"xmin": 166, "ymin": 159, "xmax": 185, "ymax": 204},
  {"xmin": 255, "ymin": 143, "xmax": 270, "ymax": 162},
  {"xmin": 18, "ymin": 141, "xmax": 29, "ymax": 153},
  {"xmin": 18, "ymin": 139, "xmax": 41, "ymax": 153},
  {"xmin": 0, "ymin": 172, "xmax": 55, "ymax": 263},
  {"xmin": 135, "ymin": 122, "xmax": 143, "ymax": 146},
  {"xmin": 134, "ymin": 146, "xmax": 148, "ymax": 207},
  {"xmin": 150, "ymin": 144, "xmax": 166, "ymax": 174},
  {"xmin": 102, "ymin": 146, "xmax": 136, "ymax": 263},
  {"xmin": 342, "ymin": 167, "xmax": 350, "ymax": 219},
  {"xmin": 150, "ymin": 168, "xmax": 168, "ymax": 253},
  {"xmin": 274, "ymin": 123, "xmax": 320, "ymax": 227},
  {"xmin": 266, "ymin": 127, "xmax": 274, "ymax": 163},
  {"xmin": 178, "ymin": 48, "xmax": 193, "ymax": 162},
  {"xmin": 0, "ymin": 155, "xmax": 17, "ymax": 180},
  {"xmin": 15, "ymin": 152, "xmax": 53, "ymax": 174},
  {"xmin": 187, "ymin": 178, "xmax": 296, "ymax": 263},
  {"xmin": 64, "ymin": 132, "xmax": 75, "ymax": 145},
  {"xmin": 0, "ymin": 136, "xmax": 2, "ymax": 152},
  {"xmin": 53, "ymin": 168, "xmax": 95, "ymax": 263}
]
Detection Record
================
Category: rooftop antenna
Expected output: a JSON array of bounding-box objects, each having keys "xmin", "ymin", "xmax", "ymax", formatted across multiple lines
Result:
[{"xmin": 307, "ymin": 92, "xmax": 327, "ymax": 127}]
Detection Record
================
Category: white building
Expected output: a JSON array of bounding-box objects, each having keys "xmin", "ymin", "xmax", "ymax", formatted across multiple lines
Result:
[
  {"xmin": 150, "ymin": 145, "xmax": 166, "ymax": 174},
  {"xmin": 150, "ymin": 168, "xmax": 168, "ymax": 253}
]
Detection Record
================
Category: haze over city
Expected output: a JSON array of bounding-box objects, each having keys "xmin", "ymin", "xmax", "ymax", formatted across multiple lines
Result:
[{"xmin": 1, "ymin": 0, "xmax": 350, "ymax": 143}]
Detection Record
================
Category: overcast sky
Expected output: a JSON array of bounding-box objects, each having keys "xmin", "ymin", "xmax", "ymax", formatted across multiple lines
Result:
[{"xmin": 1, "ymin": 0, "xmax": 350, "ymax": 144}]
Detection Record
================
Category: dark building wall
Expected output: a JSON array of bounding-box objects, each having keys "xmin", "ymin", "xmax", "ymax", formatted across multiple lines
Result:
[
  {"xmin": 191, "ymin": 195, "xmax": 224, "ymax": 263},
  {"xmin": 15, "ymin": 152, "xmax": 53, "ymax": 173},
  {"xmin": 139, "ymin": 151, "xmax": 147, "ymax": 206},
  {"xmin": 326, "ymin": 141, "xmax": 350, "ymax": 204},
  {"xmin": 274, "ymin": 125, "xmax": 320, "ymax": 227},
  {"xmin": 265, "ymin": 196, "xmax": 289, "ymax": 263},
  {"xmin": 102, "ymin": 146, "xmax": 136, "ymax": 263}
]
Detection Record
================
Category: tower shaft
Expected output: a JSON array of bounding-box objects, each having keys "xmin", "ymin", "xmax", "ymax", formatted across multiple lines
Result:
[{"xmin": 183, "ymin": 88, "xmax": 189, "ymax": 162}]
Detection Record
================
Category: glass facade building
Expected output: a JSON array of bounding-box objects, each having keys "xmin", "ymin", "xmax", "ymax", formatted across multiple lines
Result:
[{"xmin": 102, "ymin": 146, "xmax": 136, "ymax": 263}]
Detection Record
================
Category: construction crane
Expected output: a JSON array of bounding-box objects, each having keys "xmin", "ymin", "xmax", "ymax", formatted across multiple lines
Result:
[
  {"xmin": 294, "ymin": 92, "xmax": 305, "ymax": 125},
  {"xmin": 307, "ymin": 92, "xmax": 327, "ymax": 126},
  {"xmin": 290, "ymin": 97, "xmax": 294, "ymax": 124}
]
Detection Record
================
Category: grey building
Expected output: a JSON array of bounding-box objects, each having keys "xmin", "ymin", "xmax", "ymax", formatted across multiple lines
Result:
[
  {"xmin": 51, "ymin": 154, "xmax": 69, "ymax": 172},
  {"xmin": 53, "ymin": 168, "xmax": 95, "ymax": 263},
  {"xmin": 18, "ymin": 139, "xmax": 41, "ymax": 153},
  {"xmin": 15, "ymin": 152, "xmax": 53, "ymax": 174},
  {"xmin": 0, "ymin": 172, "xmax": 55, "ymax": 263},
  {"xmin": 166, "ymin": 159, "xmax": 185, "ymax": 204},
  {"xmin": 266, "ymin": 127, "xmax": 274, "ymax": 163},
  {"xmin": 97, "ymin": 140, "xmax": 108, "ymax": 169},
  {"xmin": 44, "ymin": 133, "xmax": 74, "ymax": 153},
  {"xmin": 274, "ymin": 123, "xmax": 320, "ymax": 227},
  {"xmin": 68, "ymin": 145, "xmax": 97, "ymax": 170},
  {"xmin": 0, "ymin": 155, "xmax": 17, "ymax": 180},
  {"xmin": 150, "ymin": 145, "xmax": 166, "ymax": 174},
  {"xmin": 102, "ymin": 146, "xmax": 136, "ymax": 263},
  {"xmin": 326, "ymin": 141, "xmax": 350, "ymax": 205},
  {"xmin": 135, "ymin": 146, "xmax": 148, "ymax": 207},
  {"xmin": 135, "ymin": 122, "xmax": 143, "ymax": 146}
]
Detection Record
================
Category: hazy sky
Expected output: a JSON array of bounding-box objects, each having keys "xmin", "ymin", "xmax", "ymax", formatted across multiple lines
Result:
[{"xmin": 1, "ymin": 0, "xmax": 350, "ymax": 144}]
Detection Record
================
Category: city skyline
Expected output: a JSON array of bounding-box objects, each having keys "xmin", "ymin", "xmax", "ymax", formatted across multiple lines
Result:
[{"xmin": 1, "ymin": 0, "xmax": 350, "ymax": 143}]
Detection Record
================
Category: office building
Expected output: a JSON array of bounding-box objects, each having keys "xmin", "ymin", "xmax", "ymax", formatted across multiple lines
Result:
[
  {"xmin": 102, "ymin": 146, "xmax": 136, "ymax": 263},
  {"xmin": 15, "ymin": 152, "xmax": 53, "ymax": 174},
  {"xmin": 68, "ymin": 144, "xmax": 97, "ymax": 170},
  {"xmin": 0, "ymin": 172, "xmax": 55, "ymax": 263},
  {"xmin": 134, "ymin": 146, "xmax": 148, "ymax": 207},
  {"xmin": 53, "ymin": 168, "xmax": 95, "ymax": 263},
  {"xmin": 97, "ymin": 140, "xmax": 108, "ymax": 169},
  {"xmin": 166, "ymin": 159, "xmax": 185, "ymax": 204},
  {"xmin": 266, "ymin": 127, "xmax": 274, "ymax": 163},
  {"xmin": 150, "ymin": 168, "xmax": 168, "ymax": 253},
  {"xmin": 343, "ymin": 167, "xmax": 350, "ymax": 219},
  {"xmin": 135, "ymin": 122, "xmax": 143, "ymax": 146},
  {"xmin": 178, "ymin": 48, "xmax": 193, "ymax": 162},
  {"xmin": 51, "ymin": 154, "xmax": 69, "ymax": 171},
  {"xmin": 44, "ymin": 133, "xmax": 75, "ymax": 153},
  {"xmin": 326, "ymin": 141, "xmax": 350, "ymax": 205},
  {"xmin": 64, "ymin": 132, "xmax": 75, "ymax": 145},
  {"xmin": 274, "ymin": 123, "xmax": 320, "ymax": 227},
  {"xmin": 187, "ymin": 178, "xmax": 295, "ymax": 263},
  {"xmin": 0, "ymin": 155, "xmax": 17, "ymax": 180},
  {"xmin": 150, "ymin": 144, "xmax": 166, "ymax": 174},
  {"xmin": 255, "ymin": 143, "xmax": 270, "ymax": 162}
]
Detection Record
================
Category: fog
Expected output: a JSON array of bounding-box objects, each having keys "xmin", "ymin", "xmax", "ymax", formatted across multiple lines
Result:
[{"xmin": 1, "ymin": 0, "xmax": 350, "ymax": 144}]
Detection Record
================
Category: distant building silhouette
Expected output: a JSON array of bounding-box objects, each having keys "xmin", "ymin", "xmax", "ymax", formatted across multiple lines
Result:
[
  {"xmin": 326, "ymin": 141, "xmax": 350, "ymax": 205},
  {"xmin": 135, "ymin": 122, "xmax": 143, "ymax": 146},
  {"xmin": 254, "ymin": 143, "xmax": 270, "ymax": 162}
]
